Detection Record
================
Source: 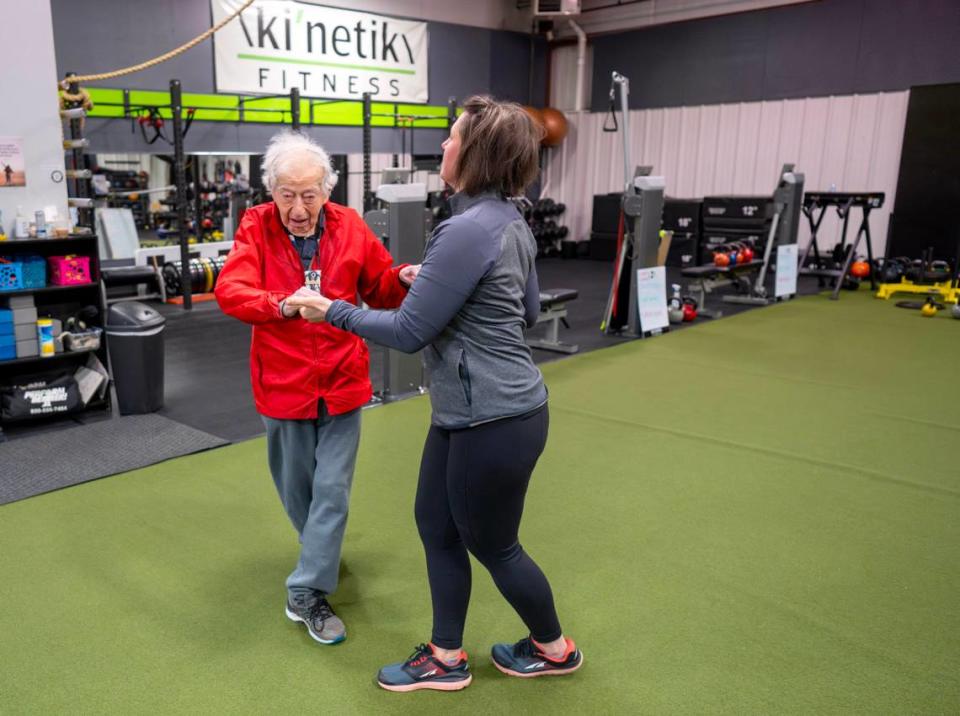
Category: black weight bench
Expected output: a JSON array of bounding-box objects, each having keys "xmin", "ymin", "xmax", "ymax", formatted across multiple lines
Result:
[{"xmin": 526, "ymin": 288, "xmax": 579, "ymax": 354}]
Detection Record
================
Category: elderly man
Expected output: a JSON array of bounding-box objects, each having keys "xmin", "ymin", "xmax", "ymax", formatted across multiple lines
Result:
[{"xmin": 216, "ymin": 131, "xmax": 418, "ymax": 645}]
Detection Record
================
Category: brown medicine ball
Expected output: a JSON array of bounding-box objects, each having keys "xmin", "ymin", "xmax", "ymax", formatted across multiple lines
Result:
[{"xmin": 540, "ymin": 107, "xmax": 568, "ymax": 147}]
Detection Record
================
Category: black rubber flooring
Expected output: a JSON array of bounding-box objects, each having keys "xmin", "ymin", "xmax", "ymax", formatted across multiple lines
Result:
[{"xmin": 3, "ymin": 257, "xmax": 830, "ymax": 444}]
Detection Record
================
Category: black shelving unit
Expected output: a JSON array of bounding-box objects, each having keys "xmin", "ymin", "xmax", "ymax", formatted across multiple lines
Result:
[{"xmin": 0, "ymin": 233, "xmax": 111, "ymax": 434}]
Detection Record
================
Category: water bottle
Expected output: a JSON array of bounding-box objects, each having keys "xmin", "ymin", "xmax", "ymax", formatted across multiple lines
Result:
[{"xmin": 14, "ymin": 205, "xmax": 29, "ymax": 238}]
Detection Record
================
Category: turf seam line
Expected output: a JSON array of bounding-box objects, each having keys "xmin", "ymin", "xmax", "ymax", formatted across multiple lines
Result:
[
  {"xmin": 868, "ymin": 412, "xmax": 960, "ymax": 433},
  {"xmin": 550, "ymin": 403, "xmax": 960, "ymax": 499}
]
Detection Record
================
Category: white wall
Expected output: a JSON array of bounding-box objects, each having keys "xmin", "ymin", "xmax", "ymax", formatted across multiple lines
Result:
[
  {"xmin": 0, "ymin": 0, "xmax": 68, "ymax": 235},
  {"xmin": 300, "ymin": 0, "xmax": 518, "ymax": 30},
  {"xmin": 542, "ymin": 90, "xmax": 909, "ymax": 257},
  {"xmin": 555, "ymin": 0, "xmax": 816, "ymax": 37}
]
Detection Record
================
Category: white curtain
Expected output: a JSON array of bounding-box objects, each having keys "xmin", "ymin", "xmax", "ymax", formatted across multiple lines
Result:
[{"xmin": 541, "ymin": 90, "xmax": 909, "ymax": 257}]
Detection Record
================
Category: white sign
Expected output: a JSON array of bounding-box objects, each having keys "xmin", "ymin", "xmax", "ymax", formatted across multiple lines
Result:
[
  {"xmin": 212, "ymin": 0, "xmax": 429, "ymax": 103},
  {"xmin": 636, "ymin": 267, "xmax": 669, "ymax": 333},
  {"xmin": 775, "ymin": 243, "xmax": 799, "ymax": 297}
]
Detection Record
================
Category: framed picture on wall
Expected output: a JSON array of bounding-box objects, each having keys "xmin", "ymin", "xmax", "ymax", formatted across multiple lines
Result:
[{"xmin": 0, "ymin": 137, "xmax": 26, "ymax": 187}]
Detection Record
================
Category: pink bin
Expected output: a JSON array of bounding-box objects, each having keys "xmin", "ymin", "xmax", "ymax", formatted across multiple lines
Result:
[{"xmin": 48, "ymin": 255, "xmax": 91, "ymax": 286}]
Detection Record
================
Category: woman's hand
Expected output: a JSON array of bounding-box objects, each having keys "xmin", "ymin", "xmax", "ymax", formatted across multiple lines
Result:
[
  {"xmin": 285, "ymin": 293, "xmax": 333, "ymax": 323},
  {"xmin": 399, "ymin": 264, "xmax": 421, "ymax": 288}
]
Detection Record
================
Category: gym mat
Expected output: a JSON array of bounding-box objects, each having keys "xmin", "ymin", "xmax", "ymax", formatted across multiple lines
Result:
[
  {"xmin": 0, "ymin": 289, "xmax": 957, "ymax": 713},
  {"xmin": 0, "ymin": 413, "xmax": 228, "ymax": 505}
]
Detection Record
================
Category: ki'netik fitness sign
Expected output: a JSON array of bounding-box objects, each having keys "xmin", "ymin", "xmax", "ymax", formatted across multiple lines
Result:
[{"xmin": 211, "ymin": 0, "xmax": 429, "ymax": 103}]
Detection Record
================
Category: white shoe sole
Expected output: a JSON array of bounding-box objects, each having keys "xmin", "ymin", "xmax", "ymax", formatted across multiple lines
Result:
[
  {"xmin": 492, "ymin": 652, "xmax": 585, "ymax": 678},
  {"xmin": 285, "ymin": 607, "xmax": 346, "ymax": 645},
  {"xmin": 377, "ymin": 674, "xmax": 473, "ymax": 692}
]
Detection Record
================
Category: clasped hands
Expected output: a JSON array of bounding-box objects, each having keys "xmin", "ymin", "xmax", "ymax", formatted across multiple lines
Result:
[
  {"xmin": 283, "ymin": 286, "xmax": 331, "ymax": 322},
  {"xmin": 283, "ymin": 264, "xmax": 421, "ymax": 323}
]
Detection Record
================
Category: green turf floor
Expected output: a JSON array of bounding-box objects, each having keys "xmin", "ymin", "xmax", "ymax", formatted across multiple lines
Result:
[{"xmin": 2, "ymin": 290, "xmax": 958, "ymax": 714}]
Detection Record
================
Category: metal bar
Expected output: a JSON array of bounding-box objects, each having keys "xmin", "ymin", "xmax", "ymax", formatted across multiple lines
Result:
[
  {"xmin": 290, "ymin": 87, "xmax": 300, "ymax": 130},
  {"xmin": 362, "ymin": 93, "xmax": 372, "ymax": 212},
  {"xmin": 862, "ymin": 208, "xmax": 878, "ymax": 290},
  {"xmin": 97, "ymin": 101, "xmax": 289, "ymax": 115},
  {"xmin": 193, "ymin": 155, "xmax": 204, "ymax": 248},
  {"xmin": 447, "ymin": 97, "xmax": 457, "ymax": 129},
  {"xmin": 368, "ymin": 113, "xmax": 447, "ymax": 121},
  {"xmin": 171, "ymin": 79, "xmax": 192, "ymax": 311},
  {"xmin": 754, "ymin": 210, "xmax": 781, "ymax": 295},
  {"xmin": 392, "ymin": 102, "xmax": 399, "ymax": 167}
]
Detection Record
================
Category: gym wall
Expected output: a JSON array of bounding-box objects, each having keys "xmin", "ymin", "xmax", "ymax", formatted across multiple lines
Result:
[
  {"xmin": 542, "ymin": 91, "xmax": 909, "ymax": 256},
  {"xmin": 588, "ymin": 0, "xmax": 960, "ymax": 111},
  {"xmin": 0, "ymin": 1, "xmax": 69, "ymax": 230},
  {"xmin": 49, "ymin": 0, "xmax": 547, "ymax": 155}
]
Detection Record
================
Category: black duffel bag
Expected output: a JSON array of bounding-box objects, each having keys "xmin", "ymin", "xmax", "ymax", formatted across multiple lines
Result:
[{"xmin": 1, "ymin": 371, "xmax": 83, "ymax": 422}]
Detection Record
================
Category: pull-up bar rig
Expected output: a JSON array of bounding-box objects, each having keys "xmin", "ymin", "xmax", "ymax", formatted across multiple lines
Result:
[{"xmin": 361, "ymin": 92, "xmax": 458, "ymax": 213}]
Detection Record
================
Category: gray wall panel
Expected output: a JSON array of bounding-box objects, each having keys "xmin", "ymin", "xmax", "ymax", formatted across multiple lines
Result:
[
  {"xmin": 489, "ymin": 32, "xmax": 547, "ymax": 107},
  {"xmin": 591, "ymin": 0, "xmax": 960, "ymax": 111},
  {"xmin": 856, "ymin": 0, "xmax": 960, "ymax": 93},
  {"xmin": 426, "ymin": 22, "xmax": 492, "ymax": 102},
  {"xmin": 677, "ymin": 12, "xmax": 767, "ymax": 105},
  {"xmin": 761, "ymin": 0, "xmax": 862, "ymax": 100},
  {"xmin": 53, "ymin": 0, "xmax": 217, "ymax": 92}
]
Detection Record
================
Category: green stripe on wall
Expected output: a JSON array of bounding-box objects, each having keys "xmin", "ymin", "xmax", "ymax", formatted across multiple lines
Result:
[{"xmin": 82, "ymin": 88, "xmax": 451, "ymax": 128}]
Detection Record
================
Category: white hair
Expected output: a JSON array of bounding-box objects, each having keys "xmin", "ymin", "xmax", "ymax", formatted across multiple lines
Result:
[{"xmin": 262, "ymin": 130, "xmax": 338, "ymax": 195}]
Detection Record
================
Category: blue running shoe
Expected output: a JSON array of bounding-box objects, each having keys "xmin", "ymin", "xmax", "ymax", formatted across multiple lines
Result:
[
  {"xmin": 491, "ymin": 636, "xmax": 583, "ymax": 678},
  {"xmin": 377, "ymin": 643, "xmax": 472, "ymax": 692}
]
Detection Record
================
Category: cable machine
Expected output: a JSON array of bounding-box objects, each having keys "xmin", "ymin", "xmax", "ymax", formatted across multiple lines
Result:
[{"xmin": 600, "ymin": 72, "xmax": 666, "ymax": 336}]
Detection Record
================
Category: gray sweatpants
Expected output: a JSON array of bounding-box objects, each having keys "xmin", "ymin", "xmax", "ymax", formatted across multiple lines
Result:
[{"xmin": 262, "ymin": 402, "xmax": 362, "ymax": 599}]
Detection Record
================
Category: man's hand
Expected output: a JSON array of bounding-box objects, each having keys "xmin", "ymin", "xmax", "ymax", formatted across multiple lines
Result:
[
  {"xmin": 281, "ymin": 286, "xmax": 321, "ymax": 318},
  {"xmin": 399, "ymin": 264, "xmax": 421, "ymax": 288},
  {"xmin": 285, "ymin": 292, "xmax": 333, "ymax": 323}
]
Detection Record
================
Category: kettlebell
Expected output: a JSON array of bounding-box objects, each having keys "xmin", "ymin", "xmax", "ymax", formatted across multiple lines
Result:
[
  {"xmin": 951, "ymin": 303, "xmax": 960, "ymax": 319},
  {"xmin": 668, "ymin": 284, "xmax": 684, "ymax": 324},
  {"xmin": 921, "ymin": 297, "xmax": 938, "ymax": 317},
  {"xmin": 681, "ymin": 297, "xmax": 698, "ymax": 322}
]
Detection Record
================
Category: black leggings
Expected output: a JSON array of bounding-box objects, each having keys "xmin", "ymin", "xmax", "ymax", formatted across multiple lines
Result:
[{"xmin": 415, "ymin": 403, "xmax": 562, "ymax": 649}]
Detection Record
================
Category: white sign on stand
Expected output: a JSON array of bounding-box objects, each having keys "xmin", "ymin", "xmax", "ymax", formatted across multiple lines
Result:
[
  {"xmin": 775, "ymin": 243, "xmax": 799, "ymax": 297},
  {"xmin": 636, "ymin": 267, "xmax": 669, "ymax": 333}
]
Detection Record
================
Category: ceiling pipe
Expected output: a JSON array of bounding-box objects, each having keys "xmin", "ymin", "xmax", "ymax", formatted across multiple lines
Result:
[{"xmin": 568, "ymin": 18, "xmax": 587, "ymax": 112}]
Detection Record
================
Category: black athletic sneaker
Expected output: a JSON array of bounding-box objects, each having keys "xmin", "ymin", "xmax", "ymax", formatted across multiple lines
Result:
[
  {"xmin": 491, "ymin": 636, "xmax": 583, "ymax": 678},
  {"xmin": 285, "ymin": 591, "xmax": 346, "ymax": 644},
  {"xmin": 377, "ymin": 643, "xmax": 473, "ymax": 692}
]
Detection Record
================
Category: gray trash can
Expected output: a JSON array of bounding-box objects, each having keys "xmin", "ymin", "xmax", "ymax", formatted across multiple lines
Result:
[{"xmin": 106, "ymin": 301, "xmax": 166, "ymax": 414}]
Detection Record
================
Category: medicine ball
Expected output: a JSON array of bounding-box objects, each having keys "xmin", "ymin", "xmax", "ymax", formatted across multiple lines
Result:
[{"xmin": 540, "ymin": 108, "xmax": 569, "ymax": 147}]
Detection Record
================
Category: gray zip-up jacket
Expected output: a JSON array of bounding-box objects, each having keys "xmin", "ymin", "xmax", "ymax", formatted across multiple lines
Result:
[{"xmin": 326, "ymin": 192, "xmax": 547, "ymax": 428}]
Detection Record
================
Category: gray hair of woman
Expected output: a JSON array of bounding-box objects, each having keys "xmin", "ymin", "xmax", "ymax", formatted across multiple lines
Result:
[{"xmin": 261, "ymin": 130, "xmax": 339, "ymax": 196}]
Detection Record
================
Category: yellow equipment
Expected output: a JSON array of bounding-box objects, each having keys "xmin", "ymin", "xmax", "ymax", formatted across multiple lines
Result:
[{"xmin": 876, "ymin": 278, "xmax": 959, "ymax": 304}]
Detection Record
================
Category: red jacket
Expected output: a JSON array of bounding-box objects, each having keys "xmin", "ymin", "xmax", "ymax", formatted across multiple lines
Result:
[{"xmin": 215, "ymin": 201, "xmax": 408, "ymax": 419}]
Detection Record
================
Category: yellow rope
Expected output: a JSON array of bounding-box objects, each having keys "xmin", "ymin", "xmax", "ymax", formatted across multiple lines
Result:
[{"xmin": 58, "ymin": 0, "xmax": 255, "ymax": 88}]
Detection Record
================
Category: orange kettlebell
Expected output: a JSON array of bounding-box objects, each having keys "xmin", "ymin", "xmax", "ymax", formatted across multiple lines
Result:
[{"xmin": 850, "ymin": 260, "xmax": 870, "ymax": 279}]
